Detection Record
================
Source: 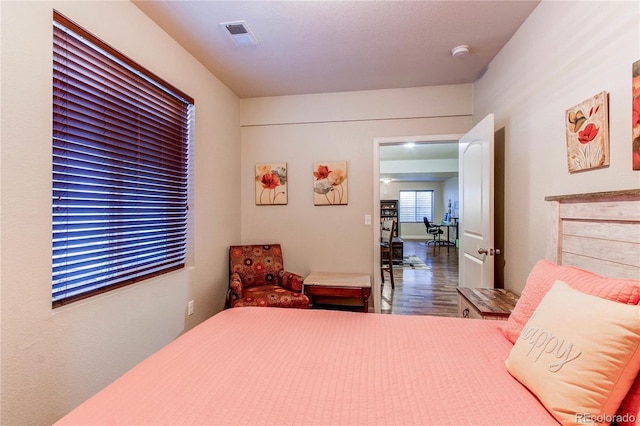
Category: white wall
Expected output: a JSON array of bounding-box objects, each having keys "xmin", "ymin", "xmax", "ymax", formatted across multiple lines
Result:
[
  {"xmin": 474, "ymin": 0, "xmax": 640, "ymax": 293},
  {"xmin": 0, "ymin": 2, "xmax": 241, "ymax": 424},
  {"xmin": 241, "ymin": 85, "xmax": 472, "ymax": 311}
]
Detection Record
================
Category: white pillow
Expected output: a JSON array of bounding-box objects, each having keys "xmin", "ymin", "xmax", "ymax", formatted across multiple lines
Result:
[{"xmin": 506, "ymin": 281, "xmax": 640, "ymax": 425}]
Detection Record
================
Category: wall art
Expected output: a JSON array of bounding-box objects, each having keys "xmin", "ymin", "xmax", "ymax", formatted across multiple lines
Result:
[
  {"xmin": 565, "ymin": 91, "xmax": 610, "ymax": 173},
  {"xmin": 313, "ymin": 161, "xmax": 348, "ymax": 205},
  {"xmin": 255, "ymin": 163, "xmax": 287, "ymax": 205},
  {"xmin": 633, "ymin": 59, "xmax": 640, "ymax": 170}
]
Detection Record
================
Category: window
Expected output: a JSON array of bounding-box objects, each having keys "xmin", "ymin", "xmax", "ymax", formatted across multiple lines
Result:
[
  {"xmin": 52, "ymin": 11, "xmax": 194, "ymax": 307},
  {"xmin": 398, "ymin": 190, "xmax": 434, "ymax": 223}
]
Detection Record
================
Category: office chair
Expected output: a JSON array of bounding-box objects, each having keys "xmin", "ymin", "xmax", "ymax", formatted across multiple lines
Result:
[{"xmin": 423, "ymin": 217, "xmax": 444, "ymax": 246}]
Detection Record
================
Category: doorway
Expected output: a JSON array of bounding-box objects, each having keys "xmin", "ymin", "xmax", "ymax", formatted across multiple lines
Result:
[
  {"xmin": 372, "ymin": 134, "xmax": 463, "ymax": 314},
  {"xmin": 372, "ymin": 129, "xmax": 506, "ymax": 313}
]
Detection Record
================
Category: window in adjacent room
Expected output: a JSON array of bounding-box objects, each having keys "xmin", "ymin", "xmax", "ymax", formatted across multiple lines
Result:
[
  {"xmin": 52, "ymin": 11, "xmax": 194, "ymax": 307},
  {"xmin": 398, "ymin": 190, "xmax": 434, "ymax": 223}
]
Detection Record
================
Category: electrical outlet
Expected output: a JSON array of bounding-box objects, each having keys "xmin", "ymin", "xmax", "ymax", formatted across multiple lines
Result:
[
  {"xmin": 364, "ymin": 214, "xmax": 371, "ymax": 225},
  {"xmin": 187, "ymin": 300, "xmax": 194, "ymax": 316}
]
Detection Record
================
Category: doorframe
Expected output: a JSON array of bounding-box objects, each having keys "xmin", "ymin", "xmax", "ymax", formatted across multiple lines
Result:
[{"xmin": 372, "ymin": 133, "xmax": 464, "ymax": 313}]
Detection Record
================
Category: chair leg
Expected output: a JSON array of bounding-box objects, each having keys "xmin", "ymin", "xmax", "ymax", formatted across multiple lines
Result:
[
  {"xmin": 381, "ymin": 265, "xmax": 394, "ymax": 288},
  {"xmin": 381, "ymin": 257, "xmax": 394, "ymax": 289},
  {"xmin": 387, "ymin": 251, "xmax": 395, "ymax": 289}
]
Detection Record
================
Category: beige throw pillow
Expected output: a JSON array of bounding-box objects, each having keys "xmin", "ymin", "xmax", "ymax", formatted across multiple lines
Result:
[{"xmin": 506, "ymin": 281, "xmax": 640, "ymax": 426}]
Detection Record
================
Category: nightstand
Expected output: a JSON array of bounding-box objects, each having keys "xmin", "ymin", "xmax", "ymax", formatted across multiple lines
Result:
[{"xmin": 457, "ymin": 287, "xmax": 519, "ymax": 321}]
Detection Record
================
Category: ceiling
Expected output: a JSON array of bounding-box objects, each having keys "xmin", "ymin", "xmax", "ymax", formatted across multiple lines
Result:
[
  {"xmin": 380, "ymin": 142, "xmax": 458, "ymax": 161},
  {"xmin": 380, "ymin": 141, "xmax": 459, "ymax": 183},
  {"xmin": 132, "ymin": 1, "xmax": 539, "ymax": 182},
  {"xmin": 132, "ymin": 0, "xmax": 540, "ymax": 99}
]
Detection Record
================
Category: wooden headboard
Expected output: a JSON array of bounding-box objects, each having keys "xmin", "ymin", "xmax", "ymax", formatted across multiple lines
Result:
[{"xmin": 546, "ymin": 189, "xmax": 640, "ymax": 280}]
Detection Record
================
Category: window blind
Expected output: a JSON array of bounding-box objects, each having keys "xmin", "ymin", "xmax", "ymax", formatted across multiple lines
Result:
[
  {"xmin": 399, "ymin": 190, "xmax": 434, "ymax": 222},
  {"xmin": 52, "ymin": 12, "xmax": 193, "ymax": 307}
]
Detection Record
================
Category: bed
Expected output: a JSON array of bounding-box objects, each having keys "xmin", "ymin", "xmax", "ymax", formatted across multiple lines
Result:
[{"xmin": 56, "ymin": 190, "xmax": 640, "ymax": 426}]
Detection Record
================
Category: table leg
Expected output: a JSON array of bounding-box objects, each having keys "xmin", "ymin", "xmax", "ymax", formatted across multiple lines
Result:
[
  {"xmin": 444, "ymin": 225, "xmax": 456, "ymax": 247},
  {"xmin": 362, "ymin": 288, "xmax": 371, "ymax": 312}
]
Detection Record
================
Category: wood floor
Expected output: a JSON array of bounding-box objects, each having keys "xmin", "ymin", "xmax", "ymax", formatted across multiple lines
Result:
[{"xmin": 381, "ymin": 239, "xmax": 459, "ymax": 317}]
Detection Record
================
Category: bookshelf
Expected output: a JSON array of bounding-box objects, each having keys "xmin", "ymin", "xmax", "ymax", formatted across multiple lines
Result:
[{"xmin": 380, "ymin": 199, "xmax": 398, "ymax": 237}]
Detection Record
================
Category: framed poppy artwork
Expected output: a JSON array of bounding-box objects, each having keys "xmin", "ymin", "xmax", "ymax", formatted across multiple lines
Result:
[
  {"xmin": 633, "ymin": 59, "xmax": 640, "ymax": 170},
  {"xmin": 255, "ymin": 163, "xmax": 287, "ymax": 205},
  {"xmin": 565, "ymin": 91, "xmax": 610, "ymax": 173},
  {"xmin": 313, "ymin": 161, "xmax": 348, "ymax": 205}
]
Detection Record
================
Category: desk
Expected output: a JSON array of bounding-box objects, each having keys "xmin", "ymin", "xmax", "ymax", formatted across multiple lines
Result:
[
  {"xmin": 429, "ymin": 224, "xmax": 457, "ymax": 247},
  {"xmin": 441, "ymin": 224, "xmax": 457, "ymax": 247},
  {"xmin": 303, "ymin": 272, "xmax": 371, "ymax": 313}
]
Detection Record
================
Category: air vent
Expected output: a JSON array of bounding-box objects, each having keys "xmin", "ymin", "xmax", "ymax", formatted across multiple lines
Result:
[
  {"xmin": 226, "ymin": 24, "xmax": 248, "ymax": 35},
  {"xmin": 220, "ymin": 21, "xmax": 258, "ymax": 46}
]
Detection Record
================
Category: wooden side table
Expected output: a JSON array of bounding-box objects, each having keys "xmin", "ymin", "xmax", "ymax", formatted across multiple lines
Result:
[
  {"xmin": 456, "ymin": 287, "xmax": 519, "ymax": 321},
  {"xmin": 303, "ymin": 272, "xmax": 371, "ymax": 313}
]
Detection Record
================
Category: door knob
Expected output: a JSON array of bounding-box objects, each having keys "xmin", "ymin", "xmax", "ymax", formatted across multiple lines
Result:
[{"xmin": 478, "ymin": 248, "xmax": 501, "ymax": 256}]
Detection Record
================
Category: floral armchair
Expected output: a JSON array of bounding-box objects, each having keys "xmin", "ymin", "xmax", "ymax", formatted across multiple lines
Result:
[{"xmin": 228, "ymin": 244, "xmax": 309, "ymax": 308}]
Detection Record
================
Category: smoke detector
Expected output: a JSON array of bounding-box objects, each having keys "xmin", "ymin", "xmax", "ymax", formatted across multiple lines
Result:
[
  {"xmin": 451, "ymin": 45, "xmax": 470, "ymax": 57},
  {"xmin": 220, "ymin": 21, "xmax": 259, "ymax": 46}
]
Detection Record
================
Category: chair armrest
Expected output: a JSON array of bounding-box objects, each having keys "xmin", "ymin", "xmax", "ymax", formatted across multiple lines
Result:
[
  {"xmin": 229, "ymin": 272, "xmax": 244, "ymax": 304},
  {"xmin": 279, "ymin": 270, "xmax": 304, "ymax": 293}
]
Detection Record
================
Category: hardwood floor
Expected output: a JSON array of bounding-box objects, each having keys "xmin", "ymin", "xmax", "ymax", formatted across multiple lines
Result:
[{"xmin": 381, "ymin": 239, "xmax": 459, "ymax": 317}]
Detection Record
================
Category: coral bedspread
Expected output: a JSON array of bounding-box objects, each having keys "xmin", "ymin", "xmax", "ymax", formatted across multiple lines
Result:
[{"xmin": 56, "ymin": 307, "xmax": 557, "ymax": 425}]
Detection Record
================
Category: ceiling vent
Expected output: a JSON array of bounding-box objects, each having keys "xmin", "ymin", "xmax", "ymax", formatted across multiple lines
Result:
[{"xmin": 220, "ymin": 21, "xmax": 259, "ymax": 46}]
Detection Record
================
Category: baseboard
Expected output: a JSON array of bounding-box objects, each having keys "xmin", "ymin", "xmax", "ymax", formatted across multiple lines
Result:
[{"xmin": 399, "ymin": 234, "xmax": 429, "ymax": 240}]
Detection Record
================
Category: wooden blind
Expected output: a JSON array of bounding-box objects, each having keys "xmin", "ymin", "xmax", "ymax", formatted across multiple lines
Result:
[{"xmin": 52, "ymin": 11, "xmax": 193, "ymax": 307}]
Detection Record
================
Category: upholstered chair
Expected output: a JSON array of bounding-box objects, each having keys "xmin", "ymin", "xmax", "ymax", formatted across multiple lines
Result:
[{"xmin": 228, "ymin": 244, "xmax": 309, "ymax": 308}]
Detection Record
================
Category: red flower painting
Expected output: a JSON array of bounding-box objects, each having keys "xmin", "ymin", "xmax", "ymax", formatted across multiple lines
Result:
[
  {"xmin": 255, "ymin": 163, "xmax": 288, "ymax": 205},
  {"xmin": 565, "ymin": 91, "xmax": 609, "ymax": 172},
  {"xmin": 313, "ymin": 162, "xmax": 348, "ymax": 205}
]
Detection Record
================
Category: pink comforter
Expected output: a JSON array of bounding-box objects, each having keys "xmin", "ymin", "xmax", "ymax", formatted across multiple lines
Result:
[{"xmin": 56, "ymin": 308, "xmax": 558, "ymax": 425}]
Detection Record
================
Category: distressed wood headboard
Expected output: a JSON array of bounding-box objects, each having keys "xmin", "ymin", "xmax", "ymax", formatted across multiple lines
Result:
[{"xmin": 545, "ymin": 189, "xmax": 640, "ymax": 280}]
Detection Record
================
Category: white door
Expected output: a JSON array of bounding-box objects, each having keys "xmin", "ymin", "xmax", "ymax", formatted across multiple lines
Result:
[{"xmin": 459, "ymin": 114, "xmax": 496, "ymax": 288}]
